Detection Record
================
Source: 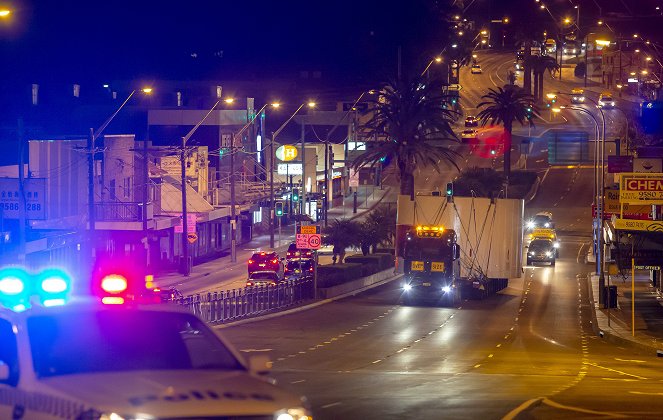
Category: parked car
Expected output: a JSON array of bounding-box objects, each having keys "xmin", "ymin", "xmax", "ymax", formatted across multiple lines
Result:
[
  {"xmin": 284, "ymin": 258, "xmax": 315, "ymax": 280},
  {"xmin": 286, "ymin": 242, "xmax": 314, "ymax": 260},
  {"xmin": 248, "ymin": 250, "xmax": 284, "ymax": 277},
  {"xmin": 246, "ymin": 270, "xmax": 282, "ymax": 287}
]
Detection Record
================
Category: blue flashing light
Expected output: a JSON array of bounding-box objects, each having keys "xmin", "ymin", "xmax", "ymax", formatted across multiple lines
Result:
[
  {"xmin": 0, "ymin": 276, "xmax": 25, "ymax": 295},
  {"xmin": 0, "ymin": 267, "xmax": 72, "ymax": 311},
  {"xmin": 0, "ymin": 267, "xmax": 31, "ymax": 311}
]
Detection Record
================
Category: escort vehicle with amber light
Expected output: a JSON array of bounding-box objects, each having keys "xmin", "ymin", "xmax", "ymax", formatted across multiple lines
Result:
[
  {"xmin": 402, "ymin": 225, "xmax": 461, "ymax": 305},
  {"xmin": 526, "ymin": 228, "xmax": 559, "ymax": 265},
  {"xmin": 0, "ymin": 266, "xmax": 312, "ymax": 420}
]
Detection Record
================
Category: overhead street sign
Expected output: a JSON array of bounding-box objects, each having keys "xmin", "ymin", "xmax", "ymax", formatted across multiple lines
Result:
[
  {"xmin": 613, "ymin": 218, "xmax": 663, "ymax": 233},
  {"xmin": 619, "ymin": 173, "xmax": 663, "ymax": 204}
]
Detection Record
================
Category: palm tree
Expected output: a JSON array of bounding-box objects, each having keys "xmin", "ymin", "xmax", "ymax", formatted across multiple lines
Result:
[
  {"xmin": 476, "ymin": 85, "xmax": 536, "ymax": 182},
  {"xmin": 352, "ymin": 76, "xmax": 459, "ymax": 200},
  {"xmin": 322, "ymin": 219, "xmax": 361, "ymax": 263},
  {"xmin": 531, "ymin": 55, "xmax": 559, "ymax": 101}
]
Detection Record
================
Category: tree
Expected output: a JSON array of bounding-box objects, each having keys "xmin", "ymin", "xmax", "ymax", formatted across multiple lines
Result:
[
  {"xmin": 531, "ymin": 55, "xmax": 559, "ymax": 101},
  {"xmin": 453, "ymin": 167, "xmax": 506, "ymax": 197},
  {"xmin": 352, "ymin": 76, "xmax": 460, "ymax": 200},
  {"xmin": 476, "ymin": 85, "xmax": 536, "ymax": 182},
  {"xmin": 322, "ymin": 219, "xmax": 361, "ymax": 263},
  {"xmin": 357, "ymin": 205, "xmax": 397, "ymax": 255}
]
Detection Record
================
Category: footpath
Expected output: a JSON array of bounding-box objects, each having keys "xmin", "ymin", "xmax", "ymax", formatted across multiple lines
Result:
[
  {"xmin": 588, "ymin": 270, "xmax": 663, "ymax": 355},
  {"xmin": 154, "ymin": 186, "xmax": 396, "ymax": 296}
]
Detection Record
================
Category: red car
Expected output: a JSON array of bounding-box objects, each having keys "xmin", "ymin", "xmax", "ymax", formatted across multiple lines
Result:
[{"xmin": 248, "ymin": 251, "xmax": 284, "ymax": 277}]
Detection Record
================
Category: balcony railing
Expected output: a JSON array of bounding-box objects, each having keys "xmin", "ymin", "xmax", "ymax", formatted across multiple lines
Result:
[{"xmin": 95, "ymin": 202, "xmax": 143, "ymax": 222}]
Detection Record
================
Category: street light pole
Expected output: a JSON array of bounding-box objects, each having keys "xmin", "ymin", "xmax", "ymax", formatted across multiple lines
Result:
[{"xmin": 179, "ymin": 97, "xmax": 226, "ymax": 275}]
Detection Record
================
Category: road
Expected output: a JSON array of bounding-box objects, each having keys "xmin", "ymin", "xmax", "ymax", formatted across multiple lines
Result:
[{"xmin": 218, "ymin": 52, "xmax": 663, "ymax": 419}]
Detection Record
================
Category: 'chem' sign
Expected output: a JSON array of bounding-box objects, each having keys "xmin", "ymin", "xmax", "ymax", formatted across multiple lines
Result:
[{"xmin": 619, "ymin": 173, "xmax": 663, "ymax": 204}]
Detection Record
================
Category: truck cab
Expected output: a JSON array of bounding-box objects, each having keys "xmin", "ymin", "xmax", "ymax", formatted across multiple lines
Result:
[{"xmin": 401, "ymin": 226, "xmax": 461, "ymax": 306}]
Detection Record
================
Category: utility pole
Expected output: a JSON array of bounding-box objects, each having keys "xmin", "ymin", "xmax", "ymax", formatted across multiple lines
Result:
[
  {"xmin": 17, "ymin": 119, "xmax": 26, "ymax": 264},
  {"xmin": 230, "ymin": 134, "xmax": 237, "ymax": 262},
  {"xmin": 301, "ymin": 123, "xmax": 306, "ymax": 217},
  {"xmin": 142, "ymin": 130, "xmax": 149, "ymax": 270},
  {"xmin": 181, "ymin": 137, "xmax": 189, "ymax": 276},
  {"xmin": 269, "ymin": 132, "xmax": 275, "ymax": 248},
  {"xmin": 88, "ymin": 127, "xmax": 96, "ymax": 264}
]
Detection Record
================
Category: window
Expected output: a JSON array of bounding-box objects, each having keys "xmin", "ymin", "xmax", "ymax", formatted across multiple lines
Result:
[
  {"xmin": 0, "ymin": 319, "xmax": 19, "ymax": 386},
  {"xmin": 109, "ymin": 179, "xmax": 116, "ymax": 200},
  {"xmin": 123, "ymin": 177, "xmax": 131, "ymax": 198}
]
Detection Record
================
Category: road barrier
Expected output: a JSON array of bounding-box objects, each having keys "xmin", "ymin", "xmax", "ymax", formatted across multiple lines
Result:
[{"xmin": 170, "ymin": 277, "xmax": 314, "ymax": 323}]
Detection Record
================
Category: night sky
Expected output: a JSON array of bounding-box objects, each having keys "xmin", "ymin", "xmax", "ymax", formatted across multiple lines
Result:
[{"xmin": 0, "ymin": 0, "xmax": 660, "ymax": 87}]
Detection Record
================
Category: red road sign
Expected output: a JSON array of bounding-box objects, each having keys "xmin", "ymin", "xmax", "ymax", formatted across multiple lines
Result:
[{"xmin": 307, "ymin": 234, "xmax": 321, "ymax": 249}]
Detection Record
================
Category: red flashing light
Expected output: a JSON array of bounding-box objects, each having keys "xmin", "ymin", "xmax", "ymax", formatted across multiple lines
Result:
[{"xmin": 101, "ymin": 274, "xmax": 128, "ymax": 294}]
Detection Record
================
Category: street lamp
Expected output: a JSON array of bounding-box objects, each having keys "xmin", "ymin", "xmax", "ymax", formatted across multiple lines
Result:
[
  {"xmin": 556, "ymin": 93, "xmax": 607, "ymax": 296},
  {"xmin": 87, "ymin": 87, "xmax": 153, "ymax": 268},
  {"xmin": 178, "ymin": 95, "xmax": 232, "ymax": 275},
  {"xmin": 0, "ymin": 9, "xmax": 10, "ymax": 17},
  {"xmin": 269, "ymin": 102, "xmax": 316, "ymax": 248},
  {"xmin": 421, "ymin": 56, "xmax": 443, "ymax": 77}
]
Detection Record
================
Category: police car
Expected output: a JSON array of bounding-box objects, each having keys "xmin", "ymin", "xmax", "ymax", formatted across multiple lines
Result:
[{"xmin": 0, "ymin": 266, "xmax": 312, "ymax": 420}]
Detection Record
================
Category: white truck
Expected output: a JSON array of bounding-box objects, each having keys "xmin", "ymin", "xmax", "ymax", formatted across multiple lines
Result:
[{"xmin": 397, "ymin": 194, "xmax": 524, "ymax": 304}]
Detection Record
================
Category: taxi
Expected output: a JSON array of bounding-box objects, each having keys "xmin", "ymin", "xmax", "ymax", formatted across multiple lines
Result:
[{"xmin": 0, "ymin": 266, "xmax": 312, "ymax": 420}]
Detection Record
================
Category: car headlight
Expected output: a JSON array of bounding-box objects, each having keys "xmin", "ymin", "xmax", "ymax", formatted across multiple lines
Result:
[
  {"xmin": 553, "ymin": 242, "xmax": 560, "ymax": 248},
  {"xmin": 100, "ymin": 414, "xmax": 153, "ymax": 420},
  {"xmin": 403, "ymin": 284, "xmax": 412, "ymax": 291},
  {"xmin": 545, "ymin": 251, "xmax": 552, "ymax": 257},
  {"xmin": 442, "ymin": 286, "xmax": 451, "ymax": 293},
  {"xmin": 529, "ymin": 252, "xmax": 535, "ymax": 256},
  {"xmin": 526, "ymin": 221, "xmax": 535, "ymax": 229},
  {"xmin": 275, "ymin": 407, "xmax": 312, "ymax": 420}
]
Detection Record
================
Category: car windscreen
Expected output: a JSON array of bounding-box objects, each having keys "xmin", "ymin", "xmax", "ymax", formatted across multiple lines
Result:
[
  {"xmin": 28, "ymin": 310, "xmax": 244, "ymax": 377},
  {"xmin": 533, "ymin": 215, "xmax": 551, "ymax": 224},
  {"xmin": 530, "ymin": 240, "xmax": 552, "ymax": 251},
  {"xmin": 601, "ymin": 97, "xmax": 613, "ymax": 102},
  {"xmin": 286, "ymin": 261, "xmax": 311, "ymax": 270},
  {"xmin": 404, "ymin": 238, "xmax": 452, "ymax": 260}
]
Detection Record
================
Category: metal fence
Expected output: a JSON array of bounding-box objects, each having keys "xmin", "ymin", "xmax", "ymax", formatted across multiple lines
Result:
[{"xmin": 171, "ymin": 277, "xmax": 314, "ymax": 324}]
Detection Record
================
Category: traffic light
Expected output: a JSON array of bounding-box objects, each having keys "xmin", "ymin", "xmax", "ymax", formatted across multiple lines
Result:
[
  {"xmin": 292, "ymin": 188, "xmax": 299, "ymax": 202},
  {"xmin": 446, "ymin": 182, "xmax": 453, "ymax": 196},
  {"xmin": 526, "ymin": 106, "xmax": 533, "ymax": 120},
  {"xmin": 275, "ymin": 201, "xmax": 284, "ymax": 217}
]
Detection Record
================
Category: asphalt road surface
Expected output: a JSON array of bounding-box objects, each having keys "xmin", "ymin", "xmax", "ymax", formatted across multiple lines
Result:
[{"xmin": 220, "ymin": 61, "xmax": 663, "ymax": 418}]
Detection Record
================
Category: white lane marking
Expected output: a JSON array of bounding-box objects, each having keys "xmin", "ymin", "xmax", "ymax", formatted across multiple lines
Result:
[
  {"xmin": 240, "ymin": 348, "xmax": 273, "ymax": 352},
  {"xmin": 584, "ymin": 361, "xmax": 648, "ymax": 380},
  {"xmin": 321, "ymin": 402, "xmax": 342, "ymax": 409},
  {"xmin": 291, "ymin": 379, "xmax": 306, "ymax": 384},
  {"xmin": 502, "ymin": 397, "xmax": 543, "ymax": 420},
  {"xmin": 614, "ymin": 358, "xmax": 646, "ymax": 363}
]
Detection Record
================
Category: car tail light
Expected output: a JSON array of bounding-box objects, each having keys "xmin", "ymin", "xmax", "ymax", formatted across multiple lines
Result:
[
  {"xmin": 272, "ymin": 258, "xmax": 278, "ymax": 264},
  {"xmin": 248, "ymin": 259, "xmax": 254, "ymax": 264},
  {"xmin": 246, "ymin": 281, "xmax": 254, "ymax": 287},
  {"xmin": 101, "ymin": 274, "xmax": 128, "ymax": 294}
]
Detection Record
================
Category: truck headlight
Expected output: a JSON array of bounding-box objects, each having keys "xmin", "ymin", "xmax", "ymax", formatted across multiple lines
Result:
[
  {"xmin": 275, "ymin": 407, "xmax": 312, "ymax": 420},
  {"xmin": 544, "ymin": 222, "xmax": 550, "ymax": 228},
  {"xmin": 545, "ymin": 251, "xmax": 552, "ymax": 257},
  {"xmin": 553, "ymin": 242, "xmax": 560, "ymax": 248},
  {"xmin": 403, "ymin": 284, "xmax": 412, "ymax": 291},
  {"xmin": 442, "ymin": 286, "xmax": 451, "ymax": 293}
]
